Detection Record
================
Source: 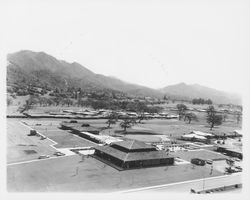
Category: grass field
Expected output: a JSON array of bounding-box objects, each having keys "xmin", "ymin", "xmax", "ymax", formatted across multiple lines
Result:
[
  {"xmin": 29, "ymin": 124, "xmax": 97, "ymax": 148},
  {"xmin": 21, "ymin": 115, "xmax": 241, "ymax": 144}
]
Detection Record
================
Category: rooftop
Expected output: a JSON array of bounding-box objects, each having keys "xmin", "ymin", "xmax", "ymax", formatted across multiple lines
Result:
[
  {"xmin": 111, "ymin": 140, "xmax": 156, "ymax": 151},
  {"xmin": 95, "ymin": 145, "xmax": 173, "ymax": 162}
]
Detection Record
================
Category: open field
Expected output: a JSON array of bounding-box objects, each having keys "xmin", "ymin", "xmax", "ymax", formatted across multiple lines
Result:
[
  {"xmin": 12, "ymin": 115, "xmax": 242, "ymax": 148},
  {"xmin": 134, "ymin": 118, "xmax": 241, "ymax": 138},
  {"xmin": 26, "ymin": 122, "xmax": 97, "ymax": 148},
  {"xmin": 7, "ymin": 154, "xmax": 224, "ymax": 192}
]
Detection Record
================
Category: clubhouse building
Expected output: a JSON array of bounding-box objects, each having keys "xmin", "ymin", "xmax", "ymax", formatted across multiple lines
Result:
[{"xmin": 94, "ymin": 140, "xmax": 174, "ymax": 170}]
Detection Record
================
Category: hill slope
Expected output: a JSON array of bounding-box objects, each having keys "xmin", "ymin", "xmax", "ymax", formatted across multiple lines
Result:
[
  {"xmin": 160, "ymin": 83, "xmax": 241, "ymax": 104},
  {"xmin": 7, "ymin": 50, "xmax": 162, "ymax": 98},
  {"xmin": 7, "ymin": 50, "xmax": 241, "ymax": 104}
]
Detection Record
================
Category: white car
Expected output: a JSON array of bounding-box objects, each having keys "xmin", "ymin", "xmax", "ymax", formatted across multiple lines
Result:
[{"xmin": 38, "ymin": 155, "xmax": 50, "ymax": 159}]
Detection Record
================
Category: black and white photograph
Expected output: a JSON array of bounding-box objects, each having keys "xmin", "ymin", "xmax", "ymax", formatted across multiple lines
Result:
[{"xmin": 1, "ymin": 0, "xmax": 249, "ymax": 198}]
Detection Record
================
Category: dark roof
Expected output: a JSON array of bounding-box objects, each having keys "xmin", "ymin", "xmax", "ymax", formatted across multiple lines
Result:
[
  {"xmin": 217, "ymin": 146, "xmax": 242, "ymax": 154},
  {"xmin": 60, "ymin": 122, "xmax": 83, "ymax": 129},
  {"xmin": 122, "ymin": 128, "xmax": 159, "ymax": 135},
  {"xmin": 111, "ymin": 140, "xmax": 155, "ymax": 151},
  {"xmin": 95, "ymin": 145, "xmax": 173, "ymax": 162},
  {"xmin": 61, "ymin": 122, "xmax": 100, "ymax": 132},
  {"xmin": 72, "ymin": 126, "xmax": 101, "ymax": 133}
]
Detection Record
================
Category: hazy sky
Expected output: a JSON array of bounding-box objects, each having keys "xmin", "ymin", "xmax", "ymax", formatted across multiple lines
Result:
[{"xmin": 1, "ymin": 0, "xmax": 249, "ymax": 94}]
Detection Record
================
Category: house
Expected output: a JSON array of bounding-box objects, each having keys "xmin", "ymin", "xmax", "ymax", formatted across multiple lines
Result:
[{"xmin": 94, "ymin": 140, "xmax": 174, "ymax": 170}]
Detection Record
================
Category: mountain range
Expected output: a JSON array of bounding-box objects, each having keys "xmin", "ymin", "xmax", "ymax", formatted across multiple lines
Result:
[{"xmin": 7, "ymin": 50, "xmax": 241, "ymax": 105}]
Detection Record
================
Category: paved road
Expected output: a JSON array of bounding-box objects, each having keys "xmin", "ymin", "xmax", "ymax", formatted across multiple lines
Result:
[{"xmin": 122, "ymin": 173, "xmax": 241, "ymax": 193}]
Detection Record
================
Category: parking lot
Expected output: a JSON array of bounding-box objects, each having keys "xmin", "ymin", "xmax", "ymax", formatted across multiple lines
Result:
[
  {"xmin": 172, "ymin": 149, "xmax": 229, "ymax": 162},
  {"xmin": 7, "ymin": 119, "xmax": 56, "ymax": 163},
  {"xmin": 7, "ymin": 154, "xmax": 224, "ymax": 192}
]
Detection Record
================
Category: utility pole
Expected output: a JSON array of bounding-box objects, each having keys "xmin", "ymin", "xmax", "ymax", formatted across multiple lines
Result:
[
  {"xmin": 210, "ymin": 164, "xmax": 213, "ymax": 175},
  {"xmin": 202, "ymin": 167, "xmax": 205, "ymax": 191},
  {"xmin": 75, "ymin": 166, "xmax": 79, "ymax": 175}
]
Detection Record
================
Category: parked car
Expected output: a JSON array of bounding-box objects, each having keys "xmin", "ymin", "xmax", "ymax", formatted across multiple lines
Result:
[
  {"xmin": 38, "ymin": 155, "xmax": 50, "ymax": 159},
  {"xmin": 234, "ymin": 158, "xmax": 241, "ymax": 162},
  {"xmin": 206, "ymin": 159, "xmax": 213, "ymax": 165},
  {"xmin": 235, "ymin": 166, "xmax": 242, "ymax": 171},
  {"xmin": 28, "ymin": 130, "xmax": 37, "ymax": 136},
  {"xmin": 191, "ymin": 158, "xmax": 206, "ymax": 166},
  {"xmin": 54, "ymin": 152, "xmax": 65, "ymax": 156},
  {"xmin": 40, "ymin": 136, "xmax": 47, "ymax": 140}
]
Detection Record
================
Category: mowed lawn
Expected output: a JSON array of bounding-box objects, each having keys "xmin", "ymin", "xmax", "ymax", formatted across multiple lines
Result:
[
  {"xmin": 22, "ymin": 119, "xmax": 103, "ymax": 148},
  {"xmin": 7, "ymin": 154, "xmax": 223, "ymax": 192},
  {"xmin": 36, "ymin": 129, "xmax": 96, "ymax": 148},
  {"xmin": 137, "ymin": 118, "xmax": 241, "ymax": 138}
]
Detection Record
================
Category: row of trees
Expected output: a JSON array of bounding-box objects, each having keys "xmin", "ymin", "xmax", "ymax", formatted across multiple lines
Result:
[
  {"xmin": 23, "ymin": 95, "xmax": 164, "ymax": 117},
  {"xmin": 22, "ymin": 96, "xmax": 74, "ymax": 112},
  {"xmin": 176, "ymin": 104, "xmax": 224, "ymax": 130},
  {"xmin": 192, "ymin": 98, "xmax": 213, "ymax": 105},
  {"xmin": 107, "ymin": 104, "xmax": 241, "ymax": 133}
]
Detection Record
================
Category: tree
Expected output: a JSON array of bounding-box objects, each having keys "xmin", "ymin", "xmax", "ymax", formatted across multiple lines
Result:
[
  {"xmin": 136, "ymin": 102, "xmax": 148, "ymax": 123},
  {"xmin": 146, "ymin": 106, "xmax": 163, "ymax": 114},
  {"xmin": 137, "ymin": 113, "xmax": 148, "ymax": 123},
  {"xmin": 206, "ymin": 99, "xmax": 213, "ymax": 105},
  {"xmin": 206, "ymin": 105, "xmax": 215, "ymax": 115},
  {"xmin": 184, "ymin": 112, "xmax": 198, "ymax": 124},
  {"xmin": 63, "ymin": 98, "xmax": 73, "ymax": 107},
  {"xmin": 192, "ymin": 98, "xmax": 213, "ymax": 105},
  {"xmin": 7, "ymin": 97, "xmax": 13, "ymax": 106},
  {"xmin": 176, "ymin": 104, "xmax": 187, "ymax": 120},
  {"xmin": 106, "ymin": 118, "xmax": 116, "ymax": 128},
  {"xmin": 53, "ymin": 97, "xmax": 62, "ymax": 106},
  {"xmin": 38, "ymin": 97, "xmax": 48, "ymax": 106},
  {"xmin": 223, "ymin": 113, "xmax": 228, "ymax": 122},
  {"xmin": 120, "ymin": 118, "xmax": 135, "ymax": 132},
  {"xmin": 236, "ymin": 112, "xmax": 242, "ymax": 124},
  {"xmin": 163, "ymin": 95, "xmax": 168, "ymax": 100},
  {"xmin": 22, "ymin": 98, "xmax": 34, "ymax": 112},
  {"xmin": 47, "ymin": 98, "xmax": 54, "ymax": 106},
  {"xmin": 206, "ymin": 106, "xmax": 223, "ymax": 130},
  {"xmin": 106, "ymin": 112, "xmax": 118, "ymax": 128}
]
